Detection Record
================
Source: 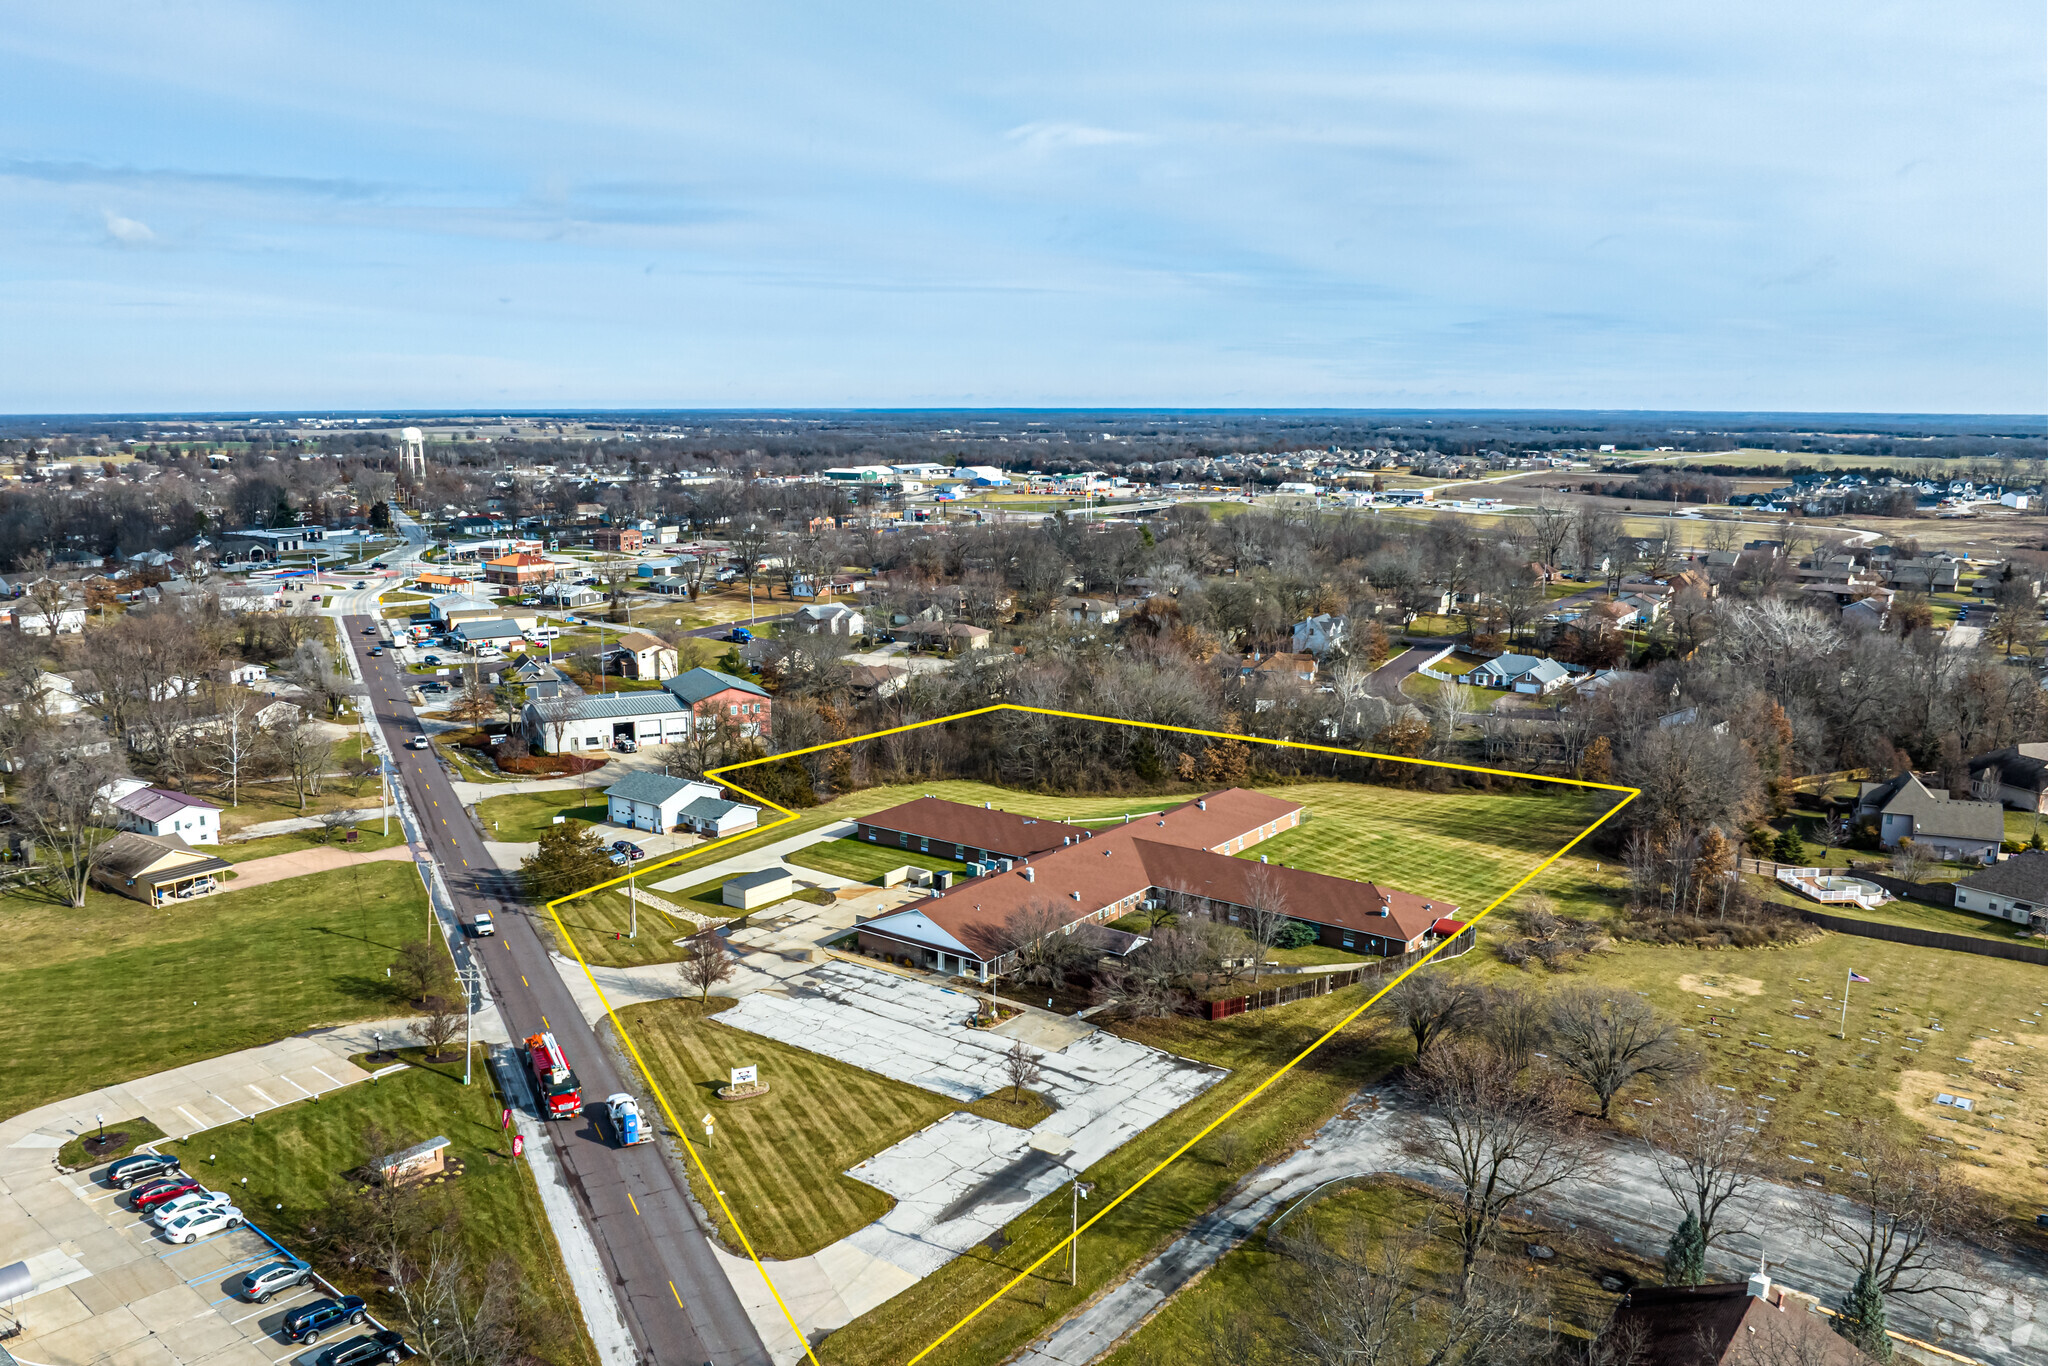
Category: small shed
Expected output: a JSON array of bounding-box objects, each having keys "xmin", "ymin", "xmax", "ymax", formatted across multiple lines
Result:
[
  {"xmin": 723, "ymin": 867, "xmax": 794, "ymax": 910},
  {"xmin": 680, "ymin": 795, "xmax": 759, "ymax": 838},
  {"xmin": 376, "ymin": 1135, "xmax": 451, "ymax": 1185}
]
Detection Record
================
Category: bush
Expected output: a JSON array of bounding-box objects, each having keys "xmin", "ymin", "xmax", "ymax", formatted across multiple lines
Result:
[{"xmin": 1271, "ymin": 919, "xmax": 1320, "ymax": 949}]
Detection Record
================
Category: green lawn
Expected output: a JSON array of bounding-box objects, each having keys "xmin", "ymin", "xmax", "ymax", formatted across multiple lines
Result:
[
  {"xmin": 1238, "ymin": 781, "xmax": 1615, "ymax": 917},
  {"xmin": 783, "ymin": 837, "xmax": 968, "ymax": 883},
  {"xmin": 161, "ymin": 1050, "xmax": 595, "ymax": 1366},
  {"xmin": 2004, "ymin": 809, "xmax": 2048, "ymax": 846},
  {"xmin": 0, "ymin": 861, "xmax": 436, "ymax": 1122},
  {"xmin": 1755, "ymin": 873, "xmax": 2031, "ymax": 945},
  {"xmin": 220, "ymin": 824, "xmax": 408, "ymax": 862},
  {"xmin": 216, "ymin": 777, "xmax": 391, "ymax": 834},
  {"xmin": 475, "ymin": 790, "xmax": 611, "ymax": 841},
  {"xmin": 1103, "ymin": 1180, "xmax": 1647, "ymax": 1366},
  {"xmin": 613, "ymin": 998, "xmax": 964, "ymax": 1261},
  {"xmin": 554, "ymin": 884, "xmax": 718, "ymax": 969}
]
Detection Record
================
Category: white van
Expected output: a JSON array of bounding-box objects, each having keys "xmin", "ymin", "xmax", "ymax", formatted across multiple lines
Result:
[{"xmin": 529, "ymin": 626, "xmax": 562, "ymax": 642}]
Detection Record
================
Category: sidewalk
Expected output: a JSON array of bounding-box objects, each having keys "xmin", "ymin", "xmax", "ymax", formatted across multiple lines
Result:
[{"xmin": 225, "ymin": 806, "xmax": 397, "ymax": 841}]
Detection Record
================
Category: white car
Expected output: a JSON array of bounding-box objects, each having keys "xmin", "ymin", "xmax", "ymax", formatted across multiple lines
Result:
[
  {"xmin": 472, "ymin": 912, "xmax": 495, "ymax": 936},
  {"xmin": 148, "ymin": 1189, "xmax": 231, "ymax": 1226},
  {"xmin": 162, "ymin": 1203, "xmax": 243, "ymax": 1244}
]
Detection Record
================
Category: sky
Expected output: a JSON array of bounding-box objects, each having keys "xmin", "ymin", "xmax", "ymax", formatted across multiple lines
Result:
[{"xmin": 0, "ymin": 1, "xmax": 2041, "ymax": 414}]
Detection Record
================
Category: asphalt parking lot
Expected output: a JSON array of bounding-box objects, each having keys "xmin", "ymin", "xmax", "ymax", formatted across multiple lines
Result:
[{"xmin": 0, "ymin": 1157, "xmax": 390, "ymax": 1366}]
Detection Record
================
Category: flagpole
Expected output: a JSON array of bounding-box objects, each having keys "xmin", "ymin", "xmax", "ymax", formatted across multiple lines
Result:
[{"xmin": 1841, "ymin": 968, "xmax": 1850, "ymax": 1039}]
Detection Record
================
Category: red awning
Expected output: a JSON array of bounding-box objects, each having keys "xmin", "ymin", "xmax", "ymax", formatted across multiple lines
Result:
[{"xmin": 1431, "ymin": 918, "xmax": 1467, "ymax": 937}]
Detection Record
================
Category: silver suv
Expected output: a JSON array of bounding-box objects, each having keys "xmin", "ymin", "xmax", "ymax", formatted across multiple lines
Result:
[{"xmin": 240, "ymin": 1259, "xmax": 312, "ymax": 1302}]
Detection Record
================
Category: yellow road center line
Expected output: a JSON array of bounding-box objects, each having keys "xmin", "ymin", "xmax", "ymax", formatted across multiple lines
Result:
[
  {"xmin": 669, "ymin": 1280, "xmax": 683, "ymax": 1310},
  {"xmin": 541, "ymin": 1015, "xmax": 548, "ymax": 1029},
  {"xmin": 521, "ymin": 975, "xmax": 528, "ymax": 987},
  {"xmin": 628, "ymin": 1192, "xmax": 640, "ymax": 1216}
]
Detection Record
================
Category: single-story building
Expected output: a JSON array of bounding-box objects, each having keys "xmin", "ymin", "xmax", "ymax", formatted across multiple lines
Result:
[
  {"xmin": 900, "ymin": 621, "xmax": 992, "ymax": 655},
  {"xmin": 452, "ymin": 618, "xmax": 526, "ymax": 649},
  {"xmin": 525, "ymin": 692, "xmax": 695, "ymax": 753},
  {"xmin": 794, "ymin": 603, "xmax": 864, "ymax": 637},
  {"xmin": 848, "ymin": 663, "xmax": 910, "ymax": 698},
  {"xmin": 221, "ymin": 661, "xmax": 268, "ymax": 687},
  {"xmin": 1060, "ymin": 597, "xmax": 1120, "ymax": 627},
  {"xmin": 113, "ymin": 787, "xmax": 222, "ymax": 845},
  {"xmin": 604, "ymin": 772, "xmax": 724, "ymax": 832},
  {"xmin": 680, "ymin": 795, "xmax": 758, "ymax": 837},
  {"xmin": 1951, "ymin": 852, "xmax": 2048, "ymax": 927},
  {"xmin": 539, "ymin": 584, "xmax": 605, "ymax": 608},
  {"xmin": 483, "ymin": 553, "xmax": 556, "ymax": 588},
  {"xmin": 1468, "ymin": 653, "xmax": 1570, "ymax": 693},
  {"xmin": 92, "ymin": 832, "xmax": 232, "ymax": 905},
  {"xmin": 724, "ymin": 867, "xmax": 793, "ymax": 910},
  {"xmin": 429, "ymin": 593, "xmax": 501, "ymax": 627}
]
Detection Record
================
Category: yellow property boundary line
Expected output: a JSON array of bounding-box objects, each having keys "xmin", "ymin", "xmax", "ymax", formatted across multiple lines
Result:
[{"xmin": 538, "ymin": 704, "xmax": 1639, "ymax": 1366}]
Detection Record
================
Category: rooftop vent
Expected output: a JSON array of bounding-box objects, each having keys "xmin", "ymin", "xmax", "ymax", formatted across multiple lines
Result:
[
  {"xmin": 1197, "ymin": 799, "xmax": 1207, "ymax": 810},
  {"xmin": 1023, "ymin": 867, "xmax": 1035, "ymax": 882},
  {"xmin": 1070, "ymin": 891, "xmax": 1082, "ymax": 901}
]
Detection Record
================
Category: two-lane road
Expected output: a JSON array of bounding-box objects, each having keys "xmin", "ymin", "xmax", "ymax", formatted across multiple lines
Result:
[{"xmin": 344, "ymin": 613, "xmax": 770, "ymax": 1366}]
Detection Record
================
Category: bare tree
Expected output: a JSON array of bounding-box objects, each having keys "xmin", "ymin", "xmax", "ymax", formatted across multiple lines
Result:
[
  {"xmin": 1239, "ymin": 865, "xmax": 1293, "ymax": 986},
  {"xmin": 279, "ymin": 638, "xmax": 362, "ymax": 720},
  {"xmin": 678, "ymin": 928, "xmax": 737, "ymax": 1002},
  {"xmin": 1547, "ymin": 988, "xmax": 1697, "ymax": 1119},
  {"xmin": 391, "ymin": 939, "xmax": 453, "ymax": 1006},
  {"xmin": 16, "ymin": 737, "xmax": 126, "ymax": 907},
  {"xmin": 1001, "ymin": 1039, "xmax": 1042, "ymax": 1100},
  {"xmin": 271, "ymin": 721, "xmax": 332, "ymax": 811},
  {"xmin": 1430, "ymin": 679, "xmax": 1479, "ymax": 742},
  {"xmin": 202, "ymin": 694, "xmax": 264, "ymax": 806},
  {"xmin": 319, "ymin": 805, "xmax": 362, "ymax": 843},
  {"xmin": 1405, "ymin": 1044, "xmax": 1593, "ymax": 1299},
  {"xmin": 409, "ymin": 996, "xmax": 464, "ymax": 1062},
  {"xmin": 1800, "ymin": 1120, "xmax": 1978, "ymax": 1300},
  {"xmin": 1387, "ymin": 972, "xmax": 1479, "ymax": 1064},
  {"xmin": 1528, "ymin": 492, "xmax": 1575, "ymax": 573},
  {"xmin": 1643, "ymin": 1077, "xmax": 1765, "ymax": 1261},
  {"xmin": 1477, "ymin": 985, "xmax": 1550, "ymax": 1074},
  {"xmin": 527, "ymin": 693, "xmax": 579, "ymax": 756},
  {"xmin": 998, "ymin": 899, "xmax": 1107, "ymax": 992},
  {"xmin": 386, "ymin": 1226, "xmax": 524, "ymax": 1366}
]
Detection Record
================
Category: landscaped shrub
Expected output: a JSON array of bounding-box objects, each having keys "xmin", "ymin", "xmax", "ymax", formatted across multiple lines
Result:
[{"xmin": 1271, "ymin": 919, "xmax": 1320, "ymax": 950}]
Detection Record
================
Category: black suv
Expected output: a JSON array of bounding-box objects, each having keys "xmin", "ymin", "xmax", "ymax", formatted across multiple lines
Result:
[
  {"xmin": 315, "ymin": 1329, "xmax": 408, "ymax": 1366},
  {"xmin": 106, "ymin": 1152, "xmax": 180, "ymax": 1189},
  {"xmin": 282, "ymin": 1295, "xmax": 369, "ymax": 1345}
]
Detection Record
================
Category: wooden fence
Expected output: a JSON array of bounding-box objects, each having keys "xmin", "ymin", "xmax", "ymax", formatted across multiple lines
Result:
[{"xmin": 1207, "ymin": 934, "xmax": 1473, "ymax": 1020}]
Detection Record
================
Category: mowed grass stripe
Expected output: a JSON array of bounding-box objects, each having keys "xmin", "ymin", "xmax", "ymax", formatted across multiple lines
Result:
[{"xmin": 616, "ymin": 998, "xmax": 957, "ymax": 1260}]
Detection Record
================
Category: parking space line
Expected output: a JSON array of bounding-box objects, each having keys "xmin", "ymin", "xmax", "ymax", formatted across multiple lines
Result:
[
  {"xmin": 309, "ymin": 1067, "xmax": 343, "ymax": 1090},
  {"xmin": 278, "ymin": 1074, "xmax": 315, "ymax": 1099},
  {"xmin": 233, "ymin": 1290, "xmax": 310, "ymax": 1323},
  {"xmin": 247, "ymin": 1084, "xmax": 278, "ymax": 1109},
  {"xmin": 212, "ymin": 1092, "xmax": 249, "ymax": 1121},
  {"xmin": 177, "ymin": 1104, "xmax": 207, "ymax": 1129}
]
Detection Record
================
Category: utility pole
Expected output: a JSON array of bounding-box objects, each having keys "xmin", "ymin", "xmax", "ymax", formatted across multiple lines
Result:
[{"xmin": 1069, "ymin": 1172, "xmax": 1094, "ymax": 1284}]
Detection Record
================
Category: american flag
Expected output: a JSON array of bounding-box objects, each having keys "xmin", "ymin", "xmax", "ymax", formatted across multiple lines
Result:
[{"xmin": 1849, "ymin": 971, "xmax": 1871, "ymax": 983}]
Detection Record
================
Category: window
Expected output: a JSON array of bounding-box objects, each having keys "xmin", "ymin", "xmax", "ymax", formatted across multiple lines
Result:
[
  {"xmin": 919, "ymin": 838, "xmax": 930, "ymax": 853},
  {"xmin": 899, "ymin": 832, "xmax": 909, "ymax": 848},
  {"xmin": 1341, "ymin": 936, "xmax": 1355, "ymax": 950}
]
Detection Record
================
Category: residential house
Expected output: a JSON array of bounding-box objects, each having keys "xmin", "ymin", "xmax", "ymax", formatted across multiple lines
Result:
[
  {"xmin": 1952, "ymin": 852, "xmax": 2048, "ymax": 927},
  {"xmin": 794, "ymin": 603, "xmax": 865, "ymax": 637},
  {"xmin": 1291, "ymin": 613, "xmax": 1347, "ymax": 656},
  {"xmin": 662, "ymin": 667, "xmax": 773, "ymax": 739},
  {"xmin": 604, "ymin": 630, "xmax": 678, "ymax": 680},
  {"xmin": 211, "ymin": 580, "xmax": 285, "ymax": 614},
  {"xmin": 1619, "ymin": 592, "xmax": 1665, "ymax": 624},
  {"xmin": 848, "ymin": 664, "xmax": 910, "ymax": 698},
  {"xmin": 1585, "ymin": 599, "xmax": 1639, "ymax": 628},
  {"xmin": 221, "ymin": 661, "xmax": 268, "ymax": 687},
  {"xmin": 1841, "ymin": 595, "xmax": 1890, "ymax": 632},
  {"xmin": 1059, "ymin": 597, "xmax": 1121, "ymax": 627},
  {"xmin": 1604, "ymin": 1274, "xmax": 1867, "ymax": 1366},
  {"xmin": 1854, "ymin": 772, "xmax": 2003, "ymax": 864},
  {"xmin": 900, "ymin": 621, "xmax": 992, "ymax": 655},
  {"xmin": 1469, "ymin": 653, "xmax": 1567, "ymax": 692},
  {"xmin": 680, "ymin": 793, "xmax": 760, "ymax": 837},
  {"xmin": 1969, "ymin": 743, "xmax": 2048, "ymax": 812},
  {"xmin": 1246, "ymin": 652, "xmax": 1318, "ymax": 684},
  {"xmin": 113, "ymin": 787, "xmax": 222, "ymax": 844},
  {"xmin": 91, "ymin": 832, "xmax": 232, "ymax": 905}
]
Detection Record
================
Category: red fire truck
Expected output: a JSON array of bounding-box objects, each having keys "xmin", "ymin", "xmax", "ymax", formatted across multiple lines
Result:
[{"xmin": 523, "ymin": 1031, "xmax": 583, "ymax": 1118}]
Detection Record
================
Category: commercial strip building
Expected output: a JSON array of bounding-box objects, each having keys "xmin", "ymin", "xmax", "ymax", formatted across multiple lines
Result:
[
  {"xmin": 852, "ymin": 789, "xmax": 1457, "ymax": 980},
  {"xmin": 522, "ymin": 667, "xmax": 772, "ymax": 752}
]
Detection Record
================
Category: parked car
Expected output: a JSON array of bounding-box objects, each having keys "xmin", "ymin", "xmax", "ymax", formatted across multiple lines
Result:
[
  {"xmin": 613, "ymin": 737, "xmax": 637, "ymax": 753},
  {"xmin": 611, "ymin": 840, "xmax": 645, "ymax": 861},
  {"xmin": 315, "ymin": 1330, "xmax": 409, "ymax": 1366},
  {"xmin": 147, "ymin": 1189, "xmax": 231, "ymax": 1226},
  {"xmin": 162, "ymin": 1203, "xmax": 243, "ymax": 1244},
  {"xmin": 422, "ymin": 654, "xmax": 442, "ymax": 666},
  {"xmin": 471, "ymin": 912, "xmax": 495, "ymax": 936},
  {"xmin": 282, "ymin": 1295, "xmax": 369, "ymax": 1345},
  {"xmin": 106, "ymin": 1152, "xmax": 180, "ymax": 1189},
  {"xmin": 240, "ymin": 1258, "xmax": 313, "ymax": 1303},
  {"xmin": 370, "ymin": 562, "xmax": 387, "ymax": 570},
  {"xmin": 607, "ymin": 850, "xmax": 630, "ymax": 866},
  {"xmin": 130, "ymin": 1175, "xmax": 202, "ymax": 1213}
]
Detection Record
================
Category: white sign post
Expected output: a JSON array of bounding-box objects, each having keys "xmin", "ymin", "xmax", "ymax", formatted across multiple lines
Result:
[{"xmin": 730, "ymin": 1065, "xmax": 758, "ymax": 1088}]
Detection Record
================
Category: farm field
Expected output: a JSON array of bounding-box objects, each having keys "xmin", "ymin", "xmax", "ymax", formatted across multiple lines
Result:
[
  {"xmin": 162, "ymin": 1049, "xmax": 596, "ymax": 1366},
  {"xmin": 0, "ymin": 861, "xmax": 432, "ymax": 1122}
]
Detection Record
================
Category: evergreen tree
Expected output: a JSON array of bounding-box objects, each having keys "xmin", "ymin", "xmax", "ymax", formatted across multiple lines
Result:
[
  {"xmin": 1835, "ymin": 1271, "xmax": 1893, "ymax": 1360},
  {"xmin": 1773, "ymin": 825, "xmax": 1806, "ymax": 864},
  {"xmin": 1663, "ymin": 1212, "xmax": 1705, "ymax": 1287}
]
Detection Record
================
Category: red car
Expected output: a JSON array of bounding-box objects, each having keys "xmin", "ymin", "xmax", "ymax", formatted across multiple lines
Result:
[{"xmin": 130, "ymin": 1174, "xmax": 201, "ymax": 1213}]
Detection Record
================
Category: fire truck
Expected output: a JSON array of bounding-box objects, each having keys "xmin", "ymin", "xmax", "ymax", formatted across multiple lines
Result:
[{"xmin": 523, "ymin": 1031, "xmax": 583, "ymax": 1119}]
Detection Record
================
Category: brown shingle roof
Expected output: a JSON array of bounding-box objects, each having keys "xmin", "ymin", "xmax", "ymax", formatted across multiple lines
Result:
[{"xmin": 859, "ymin": 797, "xmax": 1086, "ymax": 858}]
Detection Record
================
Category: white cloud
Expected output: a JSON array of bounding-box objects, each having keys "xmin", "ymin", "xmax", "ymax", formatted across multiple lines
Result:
[
  {"xmin": 1003, "ymin": 121, "xmax": 1149, "ymax": 155},
  {"xmin": 101, "ymin": 208, "xmax": 155, "ymax": 246}
]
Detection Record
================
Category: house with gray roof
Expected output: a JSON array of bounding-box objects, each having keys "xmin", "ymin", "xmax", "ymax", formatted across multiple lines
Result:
[
  {"xmin": 1952, "ymin": 852, "xmax": 2048, "ymax": 927},
  {"xmin": 1855, "ymin": 772, "xmax": 2003, "ymax": 864},
  {"xmin": 1969, "ymin": 742, "xmax": 2048, "ymax": 813},
  {"xmin": 604, "ymin": 771, "xmax": 724, "ymax": 832}
]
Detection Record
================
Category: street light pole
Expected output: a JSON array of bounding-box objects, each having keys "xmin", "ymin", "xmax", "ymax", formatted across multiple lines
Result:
[{"xmin": 462, "ymin": 962, "xmax": 475, "ymax": 1085}]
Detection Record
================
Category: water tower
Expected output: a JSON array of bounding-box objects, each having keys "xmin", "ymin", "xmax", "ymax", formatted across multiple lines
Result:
[{"xmin": 398, "ymin": 427, "xmax": 426, "ymax": 484}]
